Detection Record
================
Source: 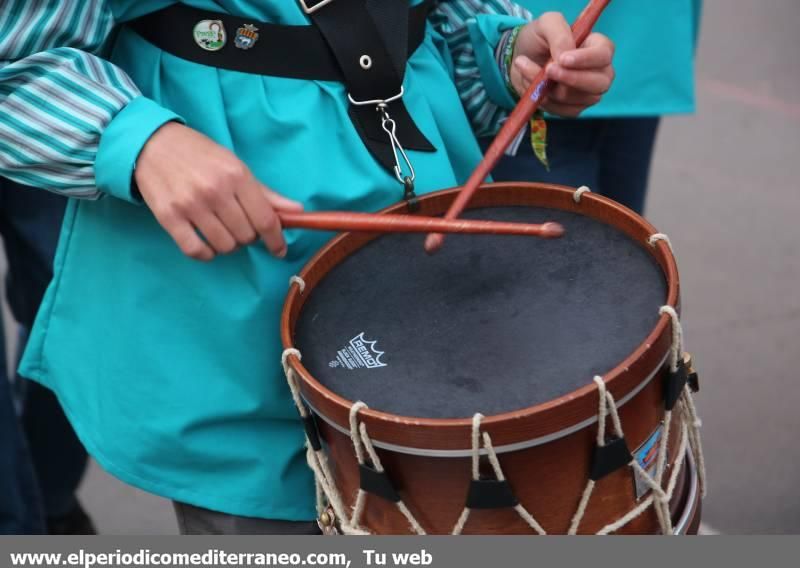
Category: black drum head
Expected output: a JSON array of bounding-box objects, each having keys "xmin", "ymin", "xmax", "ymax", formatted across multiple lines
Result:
[{"xmin": 293, "ymin": 207, "xmax": 667, "ymax": 419}]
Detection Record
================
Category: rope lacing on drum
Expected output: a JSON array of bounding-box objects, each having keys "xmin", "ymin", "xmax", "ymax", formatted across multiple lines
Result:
[
  {"xmin": 573, "ymin": 186, "xmax": 592, "ymax": 203},
  {"xmin": 282, "ymin": 348, "xmax": 361, "ymax": 534},
  {"xmin": 648, "ymin": 233, "xmax": 674, "ymax": 253},
  {"xmin": 567, "ymin": 305, "xmax": 706, "ymax": 535},
  {"xmin": 281, "ymin": 304, "xmax": 706, "ymax": 535},
  {"xmin": 347, "ymin": 403, "xmax": 427, "ymax": 535},
  {"xmin": 289, "ymin": 275, "xmax": 306, "ymax": 294},
  {"xmin": 568, "ymin": 376, "xmax": 673, "ymax": 535},
  {"xmin": 283, "ymin": 347, "xmax": 421, "ymax": 535},
  {"xmin": 451, "ymin": 414, "xmax": 547, "ymax": 535},
  {"xmin": 660, "ymin": 306, "xmax": 707, "ymax": 498}
]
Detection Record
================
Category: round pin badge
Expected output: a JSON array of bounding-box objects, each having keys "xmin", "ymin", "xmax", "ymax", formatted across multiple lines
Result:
[
  {"xmin": 234, "ymin": 24, "xmax": 259, "ymax": 50},
  {"xmin": 193, "ymin": 20, "xmax": 226, "ymax": 52}
]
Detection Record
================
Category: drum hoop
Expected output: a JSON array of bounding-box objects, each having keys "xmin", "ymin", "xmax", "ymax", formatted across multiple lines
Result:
[
  {"xmin": 673, "ymin": 450, "xmax": 700, "ymax": 536},
  {"xmin": 301, "ymin": 350, "xmax": 669, "ymax": 457},
  {"xmin": 281, "ymin": 183, "xmax": 681, "ymax": 450}
]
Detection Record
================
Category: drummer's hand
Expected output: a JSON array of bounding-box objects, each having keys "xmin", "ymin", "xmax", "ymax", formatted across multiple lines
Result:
[
  {"xmin": 134, "ymin": 122, "xmax": 303, "ymax": 261},
  {"xmin": 510, "ymin": 13, "xmax": 615, "ymax": 117}
]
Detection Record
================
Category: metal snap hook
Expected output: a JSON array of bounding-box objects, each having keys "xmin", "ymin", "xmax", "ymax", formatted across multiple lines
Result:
[{"xmin": 378, "ymin": 104, "xmax": 415, "ymax": 186}]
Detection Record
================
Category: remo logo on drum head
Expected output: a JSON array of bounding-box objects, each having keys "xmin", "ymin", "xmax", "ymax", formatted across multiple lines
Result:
[{"xmin": 329, "ymin": 332, "xmax": 387, "ymax": 370}]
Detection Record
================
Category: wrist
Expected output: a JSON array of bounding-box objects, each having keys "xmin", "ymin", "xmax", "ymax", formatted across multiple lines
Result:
[{"xmin": 96, "ymin": 97, "xmax": 184, "ymax": 203}]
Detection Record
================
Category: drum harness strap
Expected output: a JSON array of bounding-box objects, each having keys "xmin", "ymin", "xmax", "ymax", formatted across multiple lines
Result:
[
  {"xmin": 302, "ymin": 0, "xmax": 432, "ymax": 209},
  {"xmin": 283, "ymin": 253, "xmax": 707, "ymax": 534},
  {"xmin": 128, "ymin": 0, "xmax": 434, "ymax": 208}
]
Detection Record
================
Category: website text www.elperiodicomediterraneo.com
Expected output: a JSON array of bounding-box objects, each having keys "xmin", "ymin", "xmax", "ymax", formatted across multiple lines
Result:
[{"xmin": 8, "ymin": 548, "xmax": 436, "ymax": 568}]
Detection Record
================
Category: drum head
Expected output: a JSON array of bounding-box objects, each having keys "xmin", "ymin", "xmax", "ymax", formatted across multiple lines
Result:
[{"xmin": 293, "ymin": 206, "xmax": 667, "ymax": 419}]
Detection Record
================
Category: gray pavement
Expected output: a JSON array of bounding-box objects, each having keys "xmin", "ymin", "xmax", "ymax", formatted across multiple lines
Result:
[
  {"xmin": 646, "ymin": 0, "xmax": 800, "ymax": 534},
  {"xmin": 2, "ymin": 0, "xmax": 799, "ymax": 535}
]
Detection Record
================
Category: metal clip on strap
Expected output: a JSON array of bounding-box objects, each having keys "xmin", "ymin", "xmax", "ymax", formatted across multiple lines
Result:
[
  {"xmin": 350, "ymin": 89, "xmax": 419, "ymax": 209},
  {"xmin": 348, "ymin": 89, "xmax": 416, "ymax": 184},
  {"xmin": 347, "ymin": 87, "xmax": 405, "ymax": 108},
  {"xmin": 380, "ymin": 101, "xmax": 419, "ymax": 211},
  {"xmin": 303, "ymin": 0, "xmax": 432, "ymax": 199},
  {"xmin": 378, "ymin": 105, "xmax": 416, "ymax": 184},
  {"xmin": 299, "ymin": 0, "xmax": 336, "ymax": 15}
]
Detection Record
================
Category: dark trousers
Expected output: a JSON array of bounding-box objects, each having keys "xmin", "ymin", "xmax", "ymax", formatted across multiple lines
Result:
[
  {"xmin": 481, "ymin": 117, "xmax": 660, "ymax": 215},
  {"xmin": 0, "ymin": 329, "xmax": 43, "ymax": 534},
  {"xmin": 173, "ymin": 502, "xmax": 321, "ymax": 535},
  {"xmin": 0, "ymin": 180, "xmax": 88, "ymax": 533}
]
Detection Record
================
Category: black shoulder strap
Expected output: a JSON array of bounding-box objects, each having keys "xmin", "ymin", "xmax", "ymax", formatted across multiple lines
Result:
[
  {"xmin": 303, "ymin": 0, "xmax": 435, "ymax": 174},
  {"xmin": 307, "ymin": 0, "xmax": 406, "ymax": 101}
]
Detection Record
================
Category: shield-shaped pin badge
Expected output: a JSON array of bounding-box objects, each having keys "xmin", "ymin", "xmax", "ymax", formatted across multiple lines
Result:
[
  {"xmin": 234, "ymin": 24, "xmax": 259, "ymax": 50},
  {"xmin": 193, "ymin": 20, "xmax": 226, "ymax": 51}
]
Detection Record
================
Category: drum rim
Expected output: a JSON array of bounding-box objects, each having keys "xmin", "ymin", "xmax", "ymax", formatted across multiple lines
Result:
[
  {"xmin": 673, "ymin": 450, "xmax": 700, "ymax": 536},
  {"xmin": 299, "ymin": 349, "xmax": 670, "ymax": 457},
  {"xmin": 281, "ymin": 182, "xmax": 680, "ymax": 451}
]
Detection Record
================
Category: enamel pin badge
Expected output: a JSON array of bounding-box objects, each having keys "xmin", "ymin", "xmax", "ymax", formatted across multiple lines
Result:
[
  {"xmin": 193, "ymin": 20, "xmax": 226, "ymax": 51},
  {"xmin": 234, "ymin": 24, "xmax": 259, "ymax": 50}
]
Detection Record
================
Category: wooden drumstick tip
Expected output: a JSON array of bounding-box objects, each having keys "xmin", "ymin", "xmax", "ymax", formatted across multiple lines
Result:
[
  {"xmin": 541, "ymin": 222, "xmax": 565, "ymax": 238},
  {"xmin": 424, "ymin": 222, "xmax": 565, "ymax": 254},
  {"xmin": 424, "ymin": 232, "xmax": 444, "ymax": 255}
]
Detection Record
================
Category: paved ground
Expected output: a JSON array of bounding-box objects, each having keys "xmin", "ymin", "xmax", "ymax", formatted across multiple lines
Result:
[
  {"xmin": 645, "ymin": 0, "xmax": 800, "ymax": 534},
  {"xmin": 2, "ymin": 0, "xmax": 798, "ymax": 535}
]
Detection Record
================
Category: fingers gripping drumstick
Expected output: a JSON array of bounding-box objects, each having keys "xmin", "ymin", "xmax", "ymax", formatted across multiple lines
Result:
[{"xmin": 424, "ymin": 0, "xmax": 612, "ymax": 254}]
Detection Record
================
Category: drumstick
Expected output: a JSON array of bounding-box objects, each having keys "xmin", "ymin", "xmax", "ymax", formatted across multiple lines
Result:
[
  {"xmin": 279, "ymin": 211, "xmax": 564, "ymax": 238},
  {"xmin": 424, "ymin": 0, "xmax": 612, "ymax": 254}
]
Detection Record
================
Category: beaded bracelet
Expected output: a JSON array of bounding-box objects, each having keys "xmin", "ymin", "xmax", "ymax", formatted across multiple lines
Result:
[
  {"xmin": 496, "ymin": 24, "xmax": 549, "ymax": 169},
  {"xmin": 496, "ymin": 25, "xmax": 524, "ymax": 101}
]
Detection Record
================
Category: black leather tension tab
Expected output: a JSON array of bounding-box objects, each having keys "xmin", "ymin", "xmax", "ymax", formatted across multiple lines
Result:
[
  {"xmin": 688, "ymin": 369, "xmax": 700, "ymax": 393},
  {"xmin": 465, "ymin": 479, "xmax": 519, "ymax": 510},
  {"xmin": 359, "ymin": 464, "xmax": 401, "ymax": 502},
  {"xmin": 303, "ymin": 414, "xmax": 322, "ymax": 452},
  {"xmin": 589, "ymin": 436, "xmax": 632, "ymax": 481},
  {"xmin": 305, "ymin": 0, "xmax": 435, "ymax": 172},
  {"xmin": 664, "ymin": 359, "xmax": 689, "ymax": 411}
]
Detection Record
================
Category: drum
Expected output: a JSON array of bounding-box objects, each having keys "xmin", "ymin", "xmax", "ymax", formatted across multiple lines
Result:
[{"xmin": 281, "ymin": 183, "xmax": 705, "ymax": 535}]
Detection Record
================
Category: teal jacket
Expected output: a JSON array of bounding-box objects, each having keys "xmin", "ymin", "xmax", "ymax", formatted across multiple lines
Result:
[
  {"xmin": 0, "ymin": 0, "xmax": 527, "ymax": 520},
  {"xmin": 517, "ymin": 0, "xmax": 702, "ymax": 117}
]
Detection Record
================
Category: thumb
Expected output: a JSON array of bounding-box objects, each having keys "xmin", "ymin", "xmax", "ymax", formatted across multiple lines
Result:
[{"xmin": 513, "ymin": 55, "xmax": 543, "ymax": 83}]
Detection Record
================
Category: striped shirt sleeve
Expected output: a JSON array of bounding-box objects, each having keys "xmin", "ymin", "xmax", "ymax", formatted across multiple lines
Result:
[
  {"xmin": 429, "ymin": 0, "xmax": 532, "ymax": 138},
  {"xmin": 0, "ymin": 0, "xmax": 151, "ymax": 200}
]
